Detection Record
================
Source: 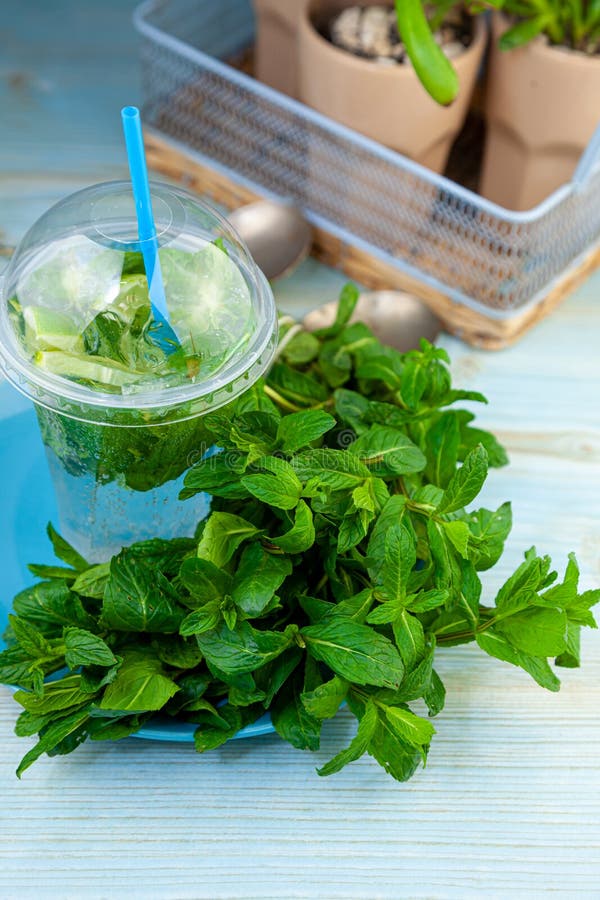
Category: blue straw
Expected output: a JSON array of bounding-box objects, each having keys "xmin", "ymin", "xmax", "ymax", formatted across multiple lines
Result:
[{"xmin": 121, "ymin": 106, "xmax": 179, "ymax": 353}]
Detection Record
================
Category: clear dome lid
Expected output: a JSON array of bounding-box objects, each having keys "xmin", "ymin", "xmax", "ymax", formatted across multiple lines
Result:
[{"xmin": 0, "ymin": 181, "xmax": 278, "ymax": 425}]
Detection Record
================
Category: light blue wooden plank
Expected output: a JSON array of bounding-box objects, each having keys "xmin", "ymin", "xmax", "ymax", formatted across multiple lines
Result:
[{"xmin": 0, "ymin": 0, "xmax": 140, "ymax": 174}]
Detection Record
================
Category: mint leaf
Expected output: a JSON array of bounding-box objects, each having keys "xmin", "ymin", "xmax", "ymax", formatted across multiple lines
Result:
[
  {"xmin": 99, "ymin": 654, "xmax": 179, "ymax": 712},
  {"xmin": 381, "ymin": 704, "xmax": 435, "ymax": 760},
  {"xmin": 382, "ymin": 523, "xmax": 417, "ymax": 601},
  {"xmin": 271, "ymin": 665, "xmax": 322, "ymax": 752},
  {"xmin": 63, "ymin": 628, "xmax": 117, "ymax": 669},
  {"xmin": 194, "ymin": 704, "xmax": 244, "ymax": 752},
  {"xmin": 427, "ymin": 519, "xmax": 462, "ymax": 592},
  {"xmin": 101, "ymin": 552, "xmax": 183, "ymax": 633},
  {"xmin": 292, "ymin": 449, "xmax": 371, "ymax": 490},
  {"xmin": 425, "ymin": 413, "xmax": 460, "ymax": 488},
  {"xmin": 467, "ymin": 502, "xmax": 512, "ymax": 571},
  {"xmin": 13, "ymin": 581, "xmax": 96, "ymax": 633},
  {"xmin": 8, "ymin": 615, "xmax": 51, "ymax": 659},
  {"xmin": 476, "ymin": 630, "xmax": 561, "ymax": 691},
  {"xmin": 301, "ymin": 675, "xmax": 348, "ymax": 719},
  {"xmin": 442, "ymin": 520, "xmax": 471, "ymax": 559},
  {"xmin": 276, "ymin": 410, "xmax": 336, "ymax": 453},
  {"xmin": 362, "ymin": 704, "xmax": 421, "ymax": 783},
  {"xmin": 46, "ymin": 523, "xmax": 89, "ymax": 572},
  {"xmin": 282, "ymin": 330, "xmax": 320, "ymax": 366},
  {"xmin": 392, "ymin": 610, "xmax": 426, "ymax": 671},
  {"xmin": 437, "ymin": 445, "xmax": 489, "ymax": 514},
  {"xmin": 181, "ymin": 453, "xmax": 250, "ymax": 501},
  {"xmin": 302, "ymin": 619, "xmax": 404, "ymax": 689},
  {"xmin": 27, "ymin": 564, "xmax": 77, "ymax": 582},
  {"xmin": 14, "ymin": 676, "xmax": 91, "ymax": 715},
  {"xmin": 179, "ymin": 602, "xmax": 222, "ymax": 637},
  {"xmin": 268, "ymin": 363, "xmax": 328, "ymax": 406},
  {"xmin": 313, "ymin": 282, "xmax": 359, "ymax": 338},
  {"xmin": 179, "ymin": 557, "xmax": 232, "ymax": 605},
  {"xmin": 337, "ymin": 506, "xmax": 371, "ymax": 554},
  {"xmin": 494, "ymin": 549, "xmax": 552, "ymax": 613},
  {"xmin": 459, "ymin": 418, "xmax": 509, "ymax": 468},
  {"xmin": 496, "ymin": 608, "xmax": 567, "ymax": 657},
  {"xmin": 72, "ymin": 562, "xmax": 111, "ymax": 599},
  {"xmin": 231, "ymin": 544, "xmax": 292, "ymax": 617},
  {"xmin": 242, "ymin": 467, "xmax": 302, "ymax": 510},
  {"xmin": 270, "ymin": 500, "xmax": 315, "ymax": 553},
  {"xmin": 348, "ymin": 426, "xmax": 426, "ymax": 478},
  {"xmin": 197, "ymin": 513, "xmax": 260, "ymax": 568},
  {"xmin": 17, "ymin": 707, "xmax": 92, "ymax": 777},
  {"xmin": 317, "ymin": 698, "xmax": 377, "ymax": 776},
  {"xmin": 196, "ymin": 622, "xmax": 295, "ymax": 676},
  {"xmin": 367, "ymin": 495, "xmax": 408, "ymax": 582}
]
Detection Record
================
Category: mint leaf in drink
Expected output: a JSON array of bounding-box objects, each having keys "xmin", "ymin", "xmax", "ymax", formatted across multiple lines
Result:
[{"xmin": 5, "ymin": 287, "xmax": 599, "ymax": 782}]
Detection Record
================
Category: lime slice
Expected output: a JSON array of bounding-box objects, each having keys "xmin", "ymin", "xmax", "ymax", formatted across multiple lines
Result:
[
  {"xmin": 24, "ymin": 306, "xmax": 84, "ymax": 353},
  {"xmin": 33, "ymin": 350, "xmax": 146, "ymax": 389}
]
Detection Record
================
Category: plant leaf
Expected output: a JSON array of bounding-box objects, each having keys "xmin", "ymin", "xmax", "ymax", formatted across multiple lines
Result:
[
  {"xmin": 63, "ymin": 627, "xmax": 117, "ymax": 669},
  {"xmin": 317, "ymin": 698, "xmax": 378, "ymax": 776},
  {"xmin": 277, "ymin": 409, "xmax": 336, "ymax": 453},
  {"xmin": 197, "ymin": 513, "xmax": 260, "ymax": 568},
  {"xmin": 99, "ymin": 654, "xmax": 179, "ymax": 712},
  {"xmin": 349, "ymin": 426, "xmax": 426, "ymax": 478},
  {"xmin": 437, "ymin": 445, "xmax": 488, "ymax": 514},
  {"xmin": 302, "ymin": 619, "xmax": 404, "ymax": 689}
]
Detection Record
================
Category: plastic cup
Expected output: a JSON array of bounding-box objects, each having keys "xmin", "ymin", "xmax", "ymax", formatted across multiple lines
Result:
[{"xmin": 0, "ymin": 182, "xmax": 278, "ymax": 560}]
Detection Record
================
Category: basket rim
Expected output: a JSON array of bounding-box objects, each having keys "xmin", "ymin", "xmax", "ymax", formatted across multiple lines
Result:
[{"xmin": 132, "ymin": 0, "xmax": 595, "ymax": 226}]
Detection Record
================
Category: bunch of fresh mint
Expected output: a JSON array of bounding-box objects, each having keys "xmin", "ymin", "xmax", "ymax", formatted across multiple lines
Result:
[{"xmin": 2, "ymin": 286, "xmax": 598, "ymax": 780}]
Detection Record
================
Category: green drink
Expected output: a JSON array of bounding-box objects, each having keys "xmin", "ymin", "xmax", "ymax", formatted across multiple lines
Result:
[{"xmin": 0, "ymin": 182, "xmax": 278, "ymax": 559}]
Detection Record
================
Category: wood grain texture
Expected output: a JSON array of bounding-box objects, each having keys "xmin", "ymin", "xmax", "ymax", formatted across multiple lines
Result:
[{"xmin": 1, "ymin": 2, "xmax": 600, "ymax": 898}]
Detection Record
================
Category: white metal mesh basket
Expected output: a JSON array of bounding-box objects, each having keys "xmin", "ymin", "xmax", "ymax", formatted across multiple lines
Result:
[{"xmin": 134, "ymin": 0, "xmax": 600, "ymax": 319}]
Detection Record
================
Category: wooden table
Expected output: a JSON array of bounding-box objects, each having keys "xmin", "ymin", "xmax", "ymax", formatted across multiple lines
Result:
[{"xmin": 1, "ymin": 3, "xmax": 599, "ymax": 897}]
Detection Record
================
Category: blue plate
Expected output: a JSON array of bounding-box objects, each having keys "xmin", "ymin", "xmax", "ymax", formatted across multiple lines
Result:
[{"xmin": 0, "ymin": 383, "xmax": 275, "ymax": 743}]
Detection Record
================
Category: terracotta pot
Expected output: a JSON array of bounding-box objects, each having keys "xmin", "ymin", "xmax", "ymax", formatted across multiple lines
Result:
[
  {"xmin": 480, "ymin": 14, "xmax": 600, "ymax": 210},
  {"xmin": 253, "ymin": 0, "xmax": 307, "ymax": 98},
  {"xmin": 297, "ymin": 1, "xmax": 487, "ymax": 173}
]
